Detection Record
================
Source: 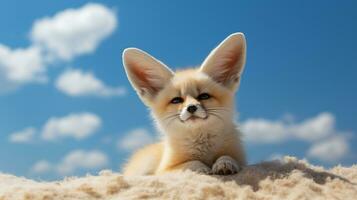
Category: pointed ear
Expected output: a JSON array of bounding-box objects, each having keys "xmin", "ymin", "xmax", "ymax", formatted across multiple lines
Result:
[
  {"xmin": 200, "ymin": 33, "xmax": 246, "ymax": 90},
  {"xmin": 122, "ymin": 48, "xmax": 174, "ymax": 102}
]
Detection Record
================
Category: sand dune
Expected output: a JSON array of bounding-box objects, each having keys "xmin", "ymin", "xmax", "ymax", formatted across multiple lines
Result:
[{"xmin": 0, "ymin": 156, "xmax": 356, "ymax": 200}]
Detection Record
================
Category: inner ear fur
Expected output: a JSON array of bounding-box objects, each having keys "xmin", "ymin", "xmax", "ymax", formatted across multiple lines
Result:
[
  {"xmin": 200, "ymin": 32, "xmax": 246, "ymax": 90},
  {"xmin": 122, "ymin": 48, "xmax": 173, "ymax": 101}
]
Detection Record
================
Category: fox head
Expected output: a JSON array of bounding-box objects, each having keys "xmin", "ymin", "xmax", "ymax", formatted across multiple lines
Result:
[{"xmin": 122, "ymin": 33, "xmax": 246, "ymax": 135}]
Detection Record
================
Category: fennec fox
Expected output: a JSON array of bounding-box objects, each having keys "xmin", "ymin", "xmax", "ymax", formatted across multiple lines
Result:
[{"xmin": 122, "ymin": 33, "xmax": 247, "ymax": 175}]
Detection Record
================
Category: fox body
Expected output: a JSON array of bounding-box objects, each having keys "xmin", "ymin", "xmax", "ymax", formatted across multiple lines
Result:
[{"xmin": 122, "ymin": 33, "xmax": 247, "ymax": 175}]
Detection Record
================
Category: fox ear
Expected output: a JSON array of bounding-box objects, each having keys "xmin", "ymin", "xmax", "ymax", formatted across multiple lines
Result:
[
  {"xmin": 122, "ymin": 48, "xmax": 174, "ymax": 102},
  {"xmin": 200, "ymin": 33, "xmax": 246, "ymax": 90}
]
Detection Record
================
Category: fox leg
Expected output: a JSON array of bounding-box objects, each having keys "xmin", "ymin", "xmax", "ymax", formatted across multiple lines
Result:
[
  {"xmin": 212, "ymin": 155, "xmax": 240, "ymax": 175},
  {"xmin": 123, "ymin": 143, "xmax": 163, "ymax": 176}
]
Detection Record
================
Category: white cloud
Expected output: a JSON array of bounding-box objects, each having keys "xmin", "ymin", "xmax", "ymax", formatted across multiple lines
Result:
[
  {"xmin": 56, "ymin": 150, "xmax": 108, "ymax": 175},
  {"xmin": 30, "ymin": 150, "xmax": 108, "ymax": 175},
  {"xmin": 242, "ymin": 112, "xmax": 338, "ymax": 143},
  {"xmin": 307, "ymin": 136, "xmax": 349, "ymax": 162},
  {"xmin": 292, "ymin": 112, "xmax": 334, "ymax": 141},
  {"xmin": 55, "ymin": 69, "xmax": 125, "ymax": 97},
  {"xmin": 42, "ymin": 112, "xmax": 101, "ymax": 140},
  {"xmin": 0, "ymin": 3, "xmax": 117, "ymax": 93},
  {"xmin": 8, "ymin": 127, "xmax": 36, "ymax": 143},
  {"xmin": 241, "ymin": 112, "xmax": 351, "ymax": 163},
  {"xmin": 0, "ymin": 45, "xmax": 46, "ymax": 91},
  {"xmin": 31, "ymin": 3, "xmax": 117, "ymax": 61},
  {"xmin": 117, "ymin": 128, "xmax": 155, "ymax": 151},
  {"xmin": 31, "ymin": 160, "xmax": 52, "ymax": 174},
  {"xmin": 241, "ymin": 119, "xmax": 287, "ymax": 143},
  {"xmin": 8, "ymin": 112, "xmax": 101, "ymax": 142}
]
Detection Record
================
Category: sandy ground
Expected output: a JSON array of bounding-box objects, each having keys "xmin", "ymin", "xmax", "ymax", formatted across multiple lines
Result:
[{"xmin": 0, "ymin": 157, "xmax": 356, "ymax": 200}]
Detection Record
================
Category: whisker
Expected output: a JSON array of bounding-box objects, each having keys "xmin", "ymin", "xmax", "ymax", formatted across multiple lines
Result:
[
  {"xmin": 165, "ymin": 115, "xmax": 180, "ymax": 127},
  {"xmin": 208, "ymin": 111, "xmax": 224, "ymax": 122},
  {"xmin": 160, "ymin": 112, "xmax": 180, "ymax": 127},
  {"xmin": 166, "ymin": 116, "xmax": 178, "ymax": 127},
  {"xmin": 161, "ymin": 113, "xmax": 180, "ymax": 121},
  {"xmin": 206, "ymin": 107, "xmax": 230, "ymax": 112}
]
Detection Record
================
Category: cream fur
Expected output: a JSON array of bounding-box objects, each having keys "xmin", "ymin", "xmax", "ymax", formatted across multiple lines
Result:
[{"xmin": 122, "ymin": 33, "xmax": 247, "ymax": 175}]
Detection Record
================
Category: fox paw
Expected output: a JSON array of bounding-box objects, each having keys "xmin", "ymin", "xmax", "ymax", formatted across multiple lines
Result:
[
  {"xmin": 182, "ymin": 160, "xmax": 211, "ymax": 174},
  {"xmin": 212, "ymin": 156, "xmax": 240, "ymax": 175},
  {"xmin": 194, "ymin": 166, "xmax": 211, "ymax": 174}
]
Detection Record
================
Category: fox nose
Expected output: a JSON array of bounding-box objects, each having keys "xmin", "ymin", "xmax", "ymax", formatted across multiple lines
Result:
[{"xmin": 187, "ymin": 105, "xmax": 198, "ymax": 113}]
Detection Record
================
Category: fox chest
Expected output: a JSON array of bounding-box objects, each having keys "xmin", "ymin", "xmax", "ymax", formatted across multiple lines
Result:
[{"xmin": 182, "ymin": 132, "xmax": 223, "ymax": 164}]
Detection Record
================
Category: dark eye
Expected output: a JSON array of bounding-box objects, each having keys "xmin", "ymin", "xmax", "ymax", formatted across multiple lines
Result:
[
  {"xmin": 197, "ymin": 93, "xmax": 211, "ymax": 100},
  {"xmin": 170, "ymin": 97, "xmax": 184, "ymax": 104}
]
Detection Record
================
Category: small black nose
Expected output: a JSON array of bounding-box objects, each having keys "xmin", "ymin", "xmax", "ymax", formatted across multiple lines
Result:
[{"xmin": 187, "ymin": 105, "xmax": 198, "ymax": 113}]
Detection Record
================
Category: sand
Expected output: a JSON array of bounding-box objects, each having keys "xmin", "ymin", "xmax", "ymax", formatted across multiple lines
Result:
[{"xmin": 0, "ymin": 156, "xmax": 356, "ymax": 200}]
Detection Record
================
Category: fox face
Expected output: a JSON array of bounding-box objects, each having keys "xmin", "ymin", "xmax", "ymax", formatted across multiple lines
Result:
[
  {"xmin": 123, "ymin": 33, "xmax": 246, "ymax": 135},
  {"xmin": 149, "ymin": 70, "xmax": 235, "ymax": 134}
]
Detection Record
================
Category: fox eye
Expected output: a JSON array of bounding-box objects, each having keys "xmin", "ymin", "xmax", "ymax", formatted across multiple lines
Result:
[
  {"xmin": 170, "ymin": 97, "xmax": 184, "ymax": 104},
  {"xmin": 197, "ymin": 93, "xmax": 211, "ymax": 100}
]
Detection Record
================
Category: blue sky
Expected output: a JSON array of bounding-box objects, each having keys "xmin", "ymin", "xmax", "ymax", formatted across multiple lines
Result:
[{"xmin": 0, "ymin": 0, "xmax": 356, "ymax": 180}]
